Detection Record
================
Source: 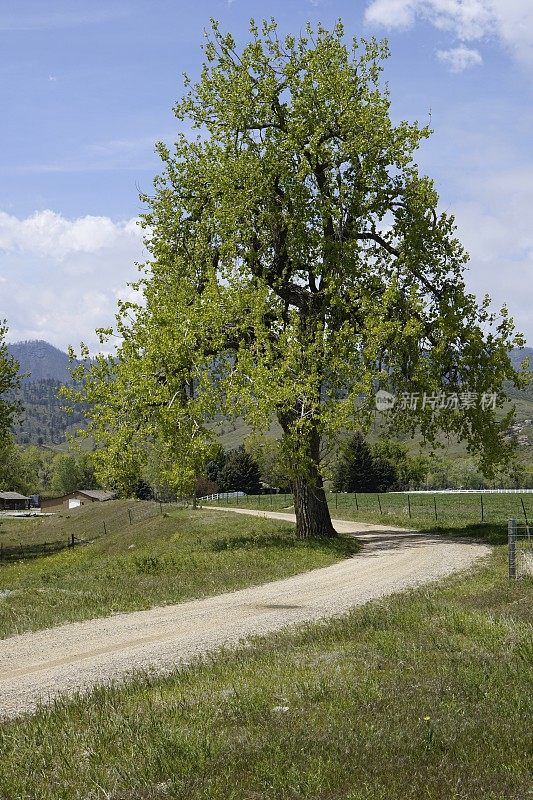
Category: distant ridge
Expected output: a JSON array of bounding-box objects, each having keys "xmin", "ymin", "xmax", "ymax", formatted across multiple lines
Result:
[
  {"xmin": 509, "ymin": 347, "xmax": 533, "ymax": 371},
  {"xmin": 6, "ymin": 341, "xmax": 84, "ymax": 445},
  {"xmin": 7, "ymin": 340, "xmax": 76, "ymax": 384}
]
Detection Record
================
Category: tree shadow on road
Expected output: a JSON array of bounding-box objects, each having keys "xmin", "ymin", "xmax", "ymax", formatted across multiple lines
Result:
[
  {"xmin": 343, "ymin": 523, "xmax": 506, "ymax": 555},
  {"xmin": 208, "ymin": 532, "xmax": 361, "ymax": 558}
]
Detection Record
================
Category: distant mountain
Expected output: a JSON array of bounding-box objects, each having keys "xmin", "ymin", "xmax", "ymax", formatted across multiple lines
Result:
[
  {"xmin": 509, "ymin": 347, "xmax": 533, "ymax": 372},
  {"xmin": 6, "ymin": 341, "xmax": 85, "ymax": 446},
  {"xmin": 7, "ymin": 340, "xmax": 76, "ymax": 384}
]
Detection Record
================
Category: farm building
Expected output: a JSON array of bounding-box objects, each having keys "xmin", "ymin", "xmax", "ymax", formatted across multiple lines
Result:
[
  {"xmin": 40, "ymin": 489, "xmax": 116, "ymax": 512},
  {"xmin": 0, "ymin": 492, "xmax": 31, "ymax": 511}
]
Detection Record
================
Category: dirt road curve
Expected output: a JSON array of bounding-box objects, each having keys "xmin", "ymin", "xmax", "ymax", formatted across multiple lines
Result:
[{"xmin": 0, "ymin": 509, "xmax": 490, "ymax": 719}]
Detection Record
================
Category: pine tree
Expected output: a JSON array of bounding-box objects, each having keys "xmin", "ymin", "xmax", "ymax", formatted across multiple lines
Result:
[{"xmin": 218, "ymin": 446, "xmax": 262, "ymax": 494}]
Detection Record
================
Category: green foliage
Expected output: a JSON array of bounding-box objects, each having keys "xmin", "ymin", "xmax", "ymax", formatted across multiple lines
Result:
[
  {"xmin": 0, "ymin": 443, "xmax": 97, "ymax": 497},
  {"xmin": 217, "ymin": 445, "xmax": 262, "ymax": 494},
  {"xmin": 69, "ymin": 21, "xmax": 525, "ymax": 531},
  {"xmin": 0, "ymin": 440, "xmax": 26, "ymax": 493},
  {"xmin": 332, "ymin": 433, "xmax": 397, "ymax": 492},
  {"xmin": 246, "ymin": 435, "xmax": 291, "ymax": 491},
  {"xmin": 371, "ymin": 438, "xmax": 429, "ymax": 489},
  {"xmin": 50, "ymin": 454, "xmax": 79, "ymax": 495},
  {"xmin": 21, "ymin": 447, "xmax": 55, "ymax": 491},
  {"xmin": 205, "ymin": 444, "xmax": 227, "ymax": 485},
  {"xmin": 49, "ymin": 452, "xmax": 96, "ymax": 495}
]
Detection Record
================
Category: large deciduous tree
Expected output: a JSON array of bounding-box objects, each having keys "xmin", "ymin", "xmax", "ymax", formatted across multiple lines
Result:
[{"xmin": 71, "ymin": 21, "xmax": 525, "ymax": 537}]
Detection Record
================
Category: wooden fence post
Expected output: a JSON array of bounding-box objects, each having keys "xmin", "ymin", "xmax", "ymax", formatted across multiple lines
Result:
[
  {"xmin": 407, "ymin": 494, "xmax": 412, "ymax": 519},
  {"xmin": 508, "ymin": 518, "xmax": 517, "ymax": 579},
  {"xmin": 377, "ymin": 494, "xmax": 382, "ymax": 515},
  {"xmin": 480, "ymin": 494, "xmax": 484, "ymax": 522},
  {"xmin": 520, "ymin": 498, "xmax": 528, "ymax": 526},
  {"xmin": 433, "ymin": 496, "xmax": 438, "ymax": 523}
]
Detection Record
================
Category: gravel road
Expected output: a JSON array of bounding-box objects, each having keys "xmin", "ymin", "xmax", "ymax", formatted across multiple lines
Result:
[{"xmin": 0, "ymin": 508, "xmax": 490, "ymax": 719}]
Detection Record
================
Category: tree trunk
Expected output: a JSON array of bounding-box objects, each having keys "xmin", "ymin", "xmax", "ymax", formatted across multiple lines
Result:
[
  {"xmin": 292, "ymin": 475, "xmax": 337, "ymax": 538},
  {"xmin": 286, "ymin": 421, "xmax": 337, "ymax": 538}
]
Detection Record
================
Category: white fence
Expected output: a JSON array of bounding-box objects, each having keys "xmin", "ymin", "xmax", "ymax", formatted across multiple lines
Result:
[
  {"xmin": 199, "ymin": 492, "xmax": 246, "ymax": 501},
  {"xmin": 393, "ymin": 489, "xmax": 533, "ymax": 494}
]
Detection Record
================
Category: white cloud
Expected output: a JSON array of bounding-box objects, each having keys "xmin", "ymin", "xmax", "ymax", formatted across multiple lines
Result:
[
  {"xmin": 437, "ymin": 46, "xmax": 483, "ymax": 72},
  {"xmin": 365, "ymin": 0, "xmax": 533, "ymax": 65},
  {"xmin": 365, "ymin": 0, "xmax": 496, "ymax": 40},
  {"xmin": 364, "ymin": 0, "xmax": 418, "ymax": 30},
  {"xmin": 454, "ymin": 191, "xmax": 533, "ymax": 341},
  {"xmin": 0, "ymin": 210, "xmax": 139, "ymax": 259},
  {"xmin": 495, "ymin": 1, "xmax": 533, "ymax": 63},
  {"xmin": 0, "ymin": 211, "xmax": 146, "ymax": 352}
]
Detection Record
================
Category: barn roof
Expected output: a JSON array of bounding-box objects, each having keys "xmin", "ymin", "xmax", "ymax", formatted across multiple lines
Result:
[
  {"xmin": 78, "ymin": 490, "xmax": 116, "ymax": 501},
  {"xmin": 0, "ymin": 492, "xmax": 30, "ymax": 500}
]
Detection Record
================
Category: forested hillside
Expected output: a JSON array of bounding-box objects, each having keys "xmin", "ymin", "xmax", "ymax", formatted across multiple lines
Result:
[
  {"xmin": 7, "ymin": 341, "xmax": 86, "ymax": 445},
  {"xmin": 10, "ymin": 379, "xmax": 87, "ymax": 446},
  {"xmin": 7, "ymin": 340, "xmax": 75, "ymax": 383}
]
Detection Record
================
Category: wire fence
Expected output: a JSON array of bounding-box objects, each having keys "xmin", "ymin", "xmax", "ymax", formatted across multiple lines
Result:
[
  {"xmin": 0, "ymin": 500, "xmax": 184, "ymax": 563},
  {"xmin": 202, "ymin": 491, "xmax": 533, "ymax": 527},
  {"xmin": 508, "ymin": 519, "xmax": 533, "ymax": 579}
]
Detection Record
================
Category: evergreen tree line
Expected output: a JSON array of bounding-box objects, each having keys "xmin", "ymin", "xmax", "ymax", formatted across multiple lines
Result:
[
  {"xmin": 1, "ymin": 434, "xmax": 529, "ymax": 502},
  {"xmin": 192, "ymin": 436, "xmax": 533, "ymax": 497}
]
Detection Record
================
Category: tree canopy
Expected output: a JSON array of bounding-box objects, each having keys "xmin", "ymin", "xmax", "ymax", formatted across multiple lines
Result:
[{"xmin": 70, "ymin": 20, "xmax": 526, "ymax": 537}]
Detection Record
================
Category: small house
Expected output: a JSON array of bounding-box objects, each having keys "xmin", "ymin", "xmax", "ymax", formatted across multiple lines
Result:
[
  {"xmin": 0, "ymin": 492, "xmax": 31, "ymax": 511},
  {"xmin": 40, "ymin": 489, "xmax": 116, "ymax": 512}
]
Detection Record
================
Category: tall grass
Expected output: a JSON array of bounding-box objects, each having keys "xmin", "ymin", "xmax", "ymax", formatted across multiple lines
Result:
[{"xmin": 0, "ymin": 546, "xmax": 530, "ymax": 799}]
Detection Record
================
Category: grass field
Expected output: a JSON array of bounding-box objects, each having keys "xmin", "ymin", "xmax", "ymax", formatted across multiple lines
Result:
[
  {"xmin": 204, "ymin": 491, "xmax": 533, "ymax": 534},
  {"xmin": 0, "ymin": 504, "xmax": 359, "ymax": 639},
  {"xmin": 1, "ymin": 496, "xmax": 530, "ymax": 798},
  {"xmin": 0, "ymin": 544, "xmax": 530, "ymax": 799},
  {"xmin": 0, "ymin": 499, "xmax": 160, "ymax": 550}
]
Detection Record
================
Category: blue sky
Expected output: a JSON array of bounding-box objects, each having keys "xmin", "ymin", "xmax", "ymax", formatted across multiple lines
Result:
[{"xmin": 1, "ymin": 1, "xmax": 532, "ymax": 351}]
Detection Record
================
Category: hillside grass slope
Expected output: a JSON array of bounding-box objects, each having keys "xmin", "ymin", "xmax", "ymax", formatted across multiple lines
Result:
[{"xmin": 0, "ymin": 503, "xmax": 359, "ymax": 638}]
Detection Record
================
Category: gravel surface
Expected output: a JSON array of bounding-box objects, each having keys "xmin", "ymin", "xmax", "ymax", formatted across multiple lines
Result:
[{"xmin": 0, "ymin": 509, "xmax": 490, "ymax": 719}]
